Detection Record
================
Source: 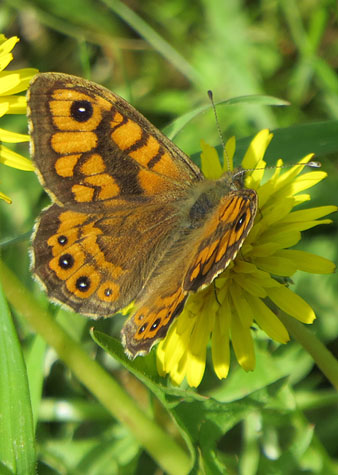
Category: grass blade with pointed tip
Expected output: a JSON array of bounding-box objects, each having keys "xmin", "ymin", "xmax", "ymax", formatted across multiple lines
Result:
[
  {"xmin": 0, "ymin": 282, "xmax": 36, "ymax": 474},
  {"xmin": 164, "ymin": 95, "xmax": 289, "ymax": 140}
]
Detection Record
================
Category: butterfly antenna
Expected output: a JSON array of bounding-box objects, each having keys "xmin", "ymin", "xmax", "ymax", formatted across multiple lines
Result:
[{"xmin": 208, "ymin": 90, "xmax": 231, "ymax": 171}]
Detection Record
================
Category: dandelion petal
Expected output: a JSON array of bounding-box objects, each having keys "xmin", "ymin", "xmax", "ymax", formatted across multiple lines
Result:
[{"xmin": 268, "ymin": 286, "xmax": 316, "ymax": 324}]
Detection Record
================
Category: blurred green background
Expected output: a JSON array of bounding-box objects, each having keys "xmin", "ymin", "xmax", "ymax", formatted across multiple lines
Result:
[{"xmin": 0, "ymin": 1, "xmax": 337, "ymax": 474}]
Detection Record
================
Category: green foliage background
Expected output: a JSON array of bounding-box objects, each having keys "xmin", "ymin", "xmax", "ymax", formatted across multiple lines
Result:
[{"xmin": 0, "ymin": 0, "xmax": 337, "ymax": 474}]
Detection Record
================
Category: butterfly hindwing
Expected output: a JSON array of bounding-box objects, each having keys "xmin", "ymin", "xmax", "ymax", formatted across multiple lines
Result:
[{"xmin": 32, "ymin": 201, "xmax": 184, "ymax": 316}]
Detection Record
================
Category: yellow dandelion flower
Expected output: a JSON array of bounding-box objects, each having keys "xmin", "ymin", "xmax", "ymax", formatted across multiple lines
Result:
[
  {"xmin": 0, "ymin": 34, "xmax": 37, "ymax": 203},
  {"xmin": 157, "ymin": 129, "xmax": 336, "ymax": 387}
]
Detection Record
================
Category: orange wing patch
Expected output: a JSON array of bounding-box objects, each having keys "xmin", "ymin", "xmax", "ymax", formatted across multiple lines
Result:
[
  {"xmin": 65, "ymin": 263, "xmax": 100, "ymax": 299},
  {"xmin": 71, "ymin": 174, "xmax": 120, "ymax": 203},
  {"xmin": 71, "ymin": 184, "xmax": 95, "ymax": 203},
  {"xmin": 83, "ymin": 174, "xmax": 120, "ymax": 200},
  {"xmin": 56, "ymin": 210, "xmax": 87, "ymax": 232},
  {"xmin": 151, "ymin": 151, "xmax": 181, "ymax": 179},
  {"xmin": 80, "ymin": 154, "xmax": 106, "ymax": 175},
  {"xmin": 97, "ymin": 281, "xmax": 120, "ymax": 302},
  {"xmin": 51, "ymin": 132, "xmax": 97, "ymax": 154},
  {"xmin": 111, "ymin": 118, "xmax": 142, "ymax": 150},
  {"xmin": 55, "ymin": 154, "xmax": 81, "ymax": 178},
  {"xmin": 51, "ymin": 88, "xmax": 112, "ymax": 126},
  {"xmin": 129, "ymin": 134, "xmax": 160, "ymax": 166},
  {"xmin": 49, "ymin": 243, "xmax": 86, "ymax": 281},
  {"xmin": 137, "ymin": 169, "xmax": 176, "ymax": 194}
]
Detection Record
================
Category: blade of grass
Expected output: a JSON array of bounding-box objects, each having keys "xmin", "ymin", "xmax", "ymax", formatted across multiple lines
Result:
[
  {"xmin": 101, "ymin": 0, "xmax": 202, "ymax": 85},
  {"xmin": 0, "ymin": 281, "xmax": 36, "ymax": 475},
  {"xmin": 25, "ymin": 335, "xmax": 46, "ymax": 428},
  {"xmin": 278, "ymin": 312, "xmax": 338, "ymax": 391},
  {"xmin": 0, "ymin": 260, "xmax": 191, "ymax": 475}
]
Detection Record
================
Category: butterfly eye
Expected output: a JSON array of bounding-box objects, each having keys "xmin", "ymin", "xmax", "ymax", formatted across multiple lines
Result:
[
  {"xmin": 70, "ymin": 100, "xmax": 93, "ymax": 122},
  {"xmin": 235, "ymin": 212, "xmax": 247, "ymax": 231}
]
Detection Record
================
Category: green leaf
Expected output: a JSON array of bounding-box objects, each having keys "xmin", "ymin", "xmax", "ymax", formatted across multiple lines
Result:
[
  {"xmin": 188, "ymin": 119, "xmax": 338, "ymax": 169},
  {"xmin": 92, "ymin": 329, "xmax": 287, "ymax": 474},
  {"xmin": 91, "ymin": 330, "xmax": 206, "ymax": 407},
  {"xmin": 0, "ymin": 282, "xmax": 36, "ymax": 474},
  {"xmin": 91, "ymin": 329, "xmax": 201, "ymax": 468},
  {"xmin": 238, "ymin": 120, "xmax": 338, "ymax": 163},
  {"xmin": 25, "ymin": 335, "xmax": 46, "ymax": 428}
]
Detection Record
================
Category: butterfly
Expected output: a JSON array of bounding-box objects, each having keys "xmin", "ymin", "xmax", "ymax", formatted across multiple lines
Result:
[{"xmin": 27, "ymin": 72, "xmax": 258, "ymax": 358}]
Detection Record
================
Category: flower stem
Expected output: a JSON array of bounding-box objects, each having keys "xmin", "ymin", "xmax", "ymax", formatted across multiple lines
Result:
[
  {"xmin": 279, "ymin": 312, "xmax": 338, "ymax": 391},
  {"xmin": 0, "ymin": 260, "xmax": 190, "ymax": 475}
]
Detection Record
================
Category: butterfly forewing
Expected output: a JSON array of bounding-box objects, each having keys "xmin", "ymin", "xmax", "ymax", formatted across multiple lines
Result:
[{"xmin": 28, "ymin": 73, "xmax": 203, "ymax": 212}]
